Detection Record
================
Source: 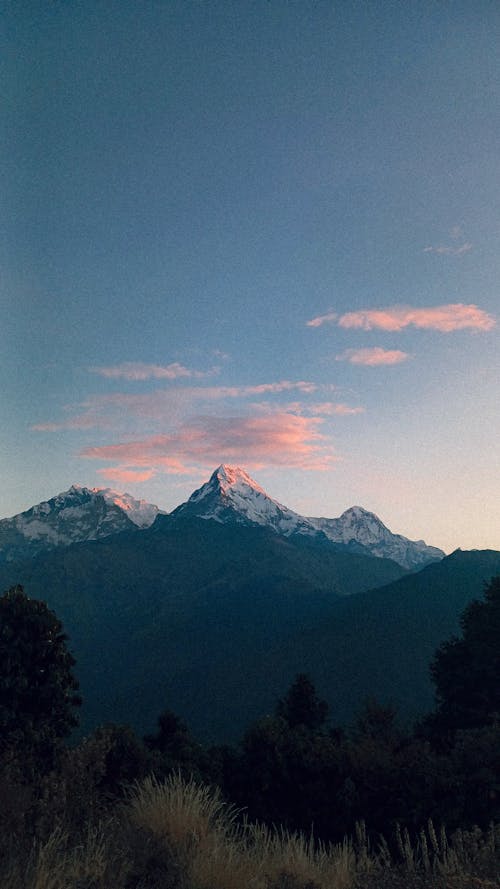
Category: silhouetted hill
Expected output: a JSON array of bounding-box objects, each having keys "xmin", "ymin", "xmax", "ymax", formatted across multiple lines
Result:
[
  {"xmin": 256, "ymin": 549, "xmax": 500, "ymax": 731},
  {"xmin": 0, "ymin": 515, "xmax": 405, "ymax": 740}
]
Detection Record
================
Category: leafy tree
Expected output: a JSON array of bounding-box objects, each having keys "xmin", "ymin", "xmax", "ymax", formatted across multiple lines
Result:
[
  {"xmin": 353, "ymin": 699, "xmax": 400, "ymax": 745},
  {"xmin": 429, "ymin": 576, "xmax": 500, "ymax": 735},
  {"xmin": 226, "ymin": 677, "xmax": 347, "ymax": 838},
  {"xmin": 276, "ymin": 673, "xmax": 329, "ymax": 730},
  {"xmin": 144, "ymin": 708, "xmax": 205, "ymax": 778},
  {"xmin": 0, "ymin": 585, "xmax": 81, "ymax": 768}
]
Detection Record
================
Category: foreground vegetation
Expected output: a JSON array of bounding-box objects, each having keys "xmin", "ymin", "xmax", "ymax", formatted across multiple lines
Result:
[
  {"xmin": 2, "ymin": 770, "xmax": 500, "ymax": 888},
  {"xmin": 1, "ymin": 578, "xmax": 500, "ymax": 887}
]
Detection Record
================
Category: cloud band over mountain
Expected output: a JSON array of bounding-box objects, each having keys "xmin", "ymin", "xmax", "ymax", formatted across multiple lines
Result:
[{"xmin": 81, "ymin": 412, "xmax": 337, "ymax": 477}]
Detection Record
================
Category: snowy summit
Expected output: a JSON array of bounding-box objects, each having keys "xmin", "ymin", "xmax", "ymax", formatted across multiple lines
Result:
[
  {"xmin": 172, "ymin": 464, "xmax": 317, "ymax": 537},
  {"xmin": 0, "ymin": 484, "xmax": 161, "ymax": 564},
  {"xmin": 172, "ymin": 464, "xmax": 444, "ymax": 570}
]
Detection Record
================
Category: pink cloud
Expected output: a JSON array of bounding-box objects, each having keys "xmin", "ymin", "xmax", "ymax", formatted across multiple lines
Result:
[
  {"xmin": 81, "ymin": 413, "xmax": 336, "ymax": 473},
  {"xmin": 89, "ymin": 362, "xmax": 212, "ymax": 380},
  {"xmin": 338, "ymin": 304, "xmax": 495, "ymax": 332},
  {"xmin": 97, "ymin": 468, "xmax": 157, "ymax": 484},
  {"xmin": 307, "ymin": 303, "xmax": 495, "ymax": 332},
  {"xmin": 336, "ymin": 347, "xmax": 410, "ymax": 366},
  {"xmin": 306, "ymin": 311, "xmax": 337, "ymax": 328},
  {"xmin": 33, "ymin": 380, "xmax": 318, "ymax": 432}
]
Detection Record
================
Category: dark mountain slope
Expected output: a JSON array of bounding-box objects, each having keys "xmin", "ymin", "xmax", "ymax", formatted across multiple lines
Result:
[
  {"xmin": 171, "ymin": 464, "xmax": 444, "ymax": 570},
  {"xmin": 0, "ymin": 515, "xmax": 406, "ymax": 740},
  {"xmin": 256, "ymin": 549, "xmax": 500, "ymax": 731}
]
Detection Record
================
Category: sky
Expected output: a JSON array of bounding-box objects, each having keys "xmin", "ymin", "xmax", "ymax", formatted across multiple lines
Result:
[{"xmin": 2, "ymin": 0, "xmax": 499, "ymax": 553}]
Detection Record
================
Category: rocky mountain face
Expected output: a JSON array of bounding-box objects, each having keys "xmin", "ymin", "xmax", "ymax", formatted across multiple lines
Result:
[
  {"xmin": 171, "ymin": 465, "xmax": 316, "ymax": 537},
  {"xmin": 0, "ymin": 485, "xmax": 160, "ymax": 564},
  {"xmin": 308, "ymin": 507, "xmax": 444, "ymax": 570},
  {"xmin": 172, "ymin": 465, "xmax": 444, "ymax": 570}
]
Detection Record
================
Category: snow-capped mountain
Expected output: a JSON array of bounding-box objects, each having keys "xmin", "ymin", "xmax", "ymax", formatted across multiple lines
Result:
[
  {"xmin": 172, "ymin": 465, "xmax": 317, "ymax": 537},
  {"xmin": 173, "ymin": 465, "xmax": 444, "ymax": 570},
  {"xmin": 1, "ymin": 467, "xmax": 443, "ymax": 570},
  {"xmin": 0, "ymin": 485, "xmax": 161, "ymax": 564},
  {"xmin": 308, "ymin": 507, "xmax": 444, "ymax": 570}
]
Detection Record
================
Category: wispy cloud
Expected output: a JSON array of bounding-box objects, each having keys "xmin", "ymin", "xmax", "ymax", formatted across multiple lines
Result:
[
  {"xmin": 306, "ymin": 311, "xmax": 337, "ymax": 328},
  {"xmin": 423, "ymin": 243, "xmax": 472, "ymax": 256},
  {"xmin": 307, "ymin": 303, "xmax": 496, "ymax": 332},
  {"xmin": 247, "ymin": 400, "xmax": 365, "ymax": 417},
  {"xmin": 336, "ymin": 347, "xmax": 410, "ymax": 366},
  {"xmin": 81, "ymin": 412, "xmax": 336, "ymax": 473},
  {"xmin": 89, "ymin": 361, "xmax": 214, "ymax": 380},
  {"xmin": 97, "ymin": 468, "xmax": 157, "ymax": 484},
  {"xmin": 310, "ymin": 402, "xmax": 365, "ymax": 415},
  {"xmin": 198, "ymin": 381, "xmax": 318, "ymax": 398},
  {"xmin": 32, "ymin": 380, "xmax": 319, "ymax": 433},
  {"xmin": 423, "ymin": 225, "xmax": 473, "ymax": 256}
]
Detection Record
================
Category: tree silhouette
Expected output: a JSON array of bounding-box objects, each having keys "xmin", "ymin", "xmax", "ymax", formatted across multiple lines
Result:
[
  {"xmin": 276, "ymin": 673, "xmax": 329, "ymax": 730},
  {"xmin": 0, "ymin": 585, "xmax": 81, "ymax": 768},
  {"xmin": 429, "ymin": 575, "xmax": 500, "ymax": 734}
]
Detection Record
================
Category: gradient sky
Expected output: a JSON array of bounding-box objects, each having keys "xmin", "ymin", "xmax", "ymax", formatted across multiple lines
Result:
[{"xmin": 2, "ymin": 1, "xmax": 499, "ymax": 553}]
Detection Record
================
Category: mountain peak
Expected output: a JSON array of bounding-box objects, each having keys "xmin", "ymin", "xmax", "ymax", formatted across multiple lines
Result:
[
  {"xmin": 0, "ymin": 484, "xmax": 161, "ymax": 564},
  {"xmin": 172, "ymin": 465, "xmax": 444, "ymax": 570},
  {"xmin": 172, "ymin": 464, "xmax": 315, "ymax": 536},
  {"xmin": 210, "ymin": 464, "xmax": 267, "ymax": 496}
]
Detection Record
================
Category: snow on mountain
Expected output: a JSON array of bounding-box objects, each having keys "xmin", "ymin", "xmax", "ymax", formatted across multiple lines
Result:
[
  {"xmin": 173, "ymin": 465, "xmax": 444, "ymax": 570},
  {"xmin": 96, "ymin": 487, "xmax": 161, "ymax": 528},
  {"xmin": 172, "ymin": 465, "xmax": 317, "ymax": 537},
  {"xmin": 308, "ymin": 507, "xmax": 444, "ymax": 570},
  {"xmin": 0, "ymin": 485, "xmax": 161, "ymax": 564},
  {"xmin": 0, "ymin": 467, "xmax": 443, "ymax": 571}
]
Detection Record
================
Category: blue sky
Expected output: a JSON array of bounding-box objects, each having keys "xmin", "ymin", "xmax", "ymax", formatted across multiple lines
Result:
[{"xmin": 2, "ymin": 0, "xmax": 499, "ymax": 552}]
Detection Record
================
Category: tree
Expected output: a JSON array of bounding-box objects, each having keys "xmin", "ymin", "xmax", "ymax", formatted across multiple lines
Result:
[
  {"xmin": 0, "ymin": 585, "xmax": 81, "ymax": 768},
  {"xmin": 276, "ymin": 673, "xmax": 329, "ymax": 730},
  {"xmin": 144, "ymin": 708, "xmax": 205, "ymax": 778},
  {"xmin": 429, "ymin": 576, "xmax": 500, "ymax": 735}
]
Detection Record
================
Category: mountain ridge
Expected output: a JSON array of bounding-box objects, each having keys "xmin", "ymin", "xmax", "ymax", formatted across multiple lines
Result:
[
  {"xmin": 0, "ymin": 465, "xmax": 443, "ymax": 570},
  {"xmin": 0, "ymin": 485, "xmax": 161, "ymax": 564},
  {"xmin": 0, "ymin": 526, "xmax": 497, "ymax": 742},
  {"xmin": 171, "ymin": 464, "xmax": 444, "ymax": 570}
]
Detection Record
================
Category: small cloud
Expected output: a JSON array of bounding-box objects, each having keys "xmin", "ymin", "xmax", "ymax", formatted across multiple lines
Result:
[
  {"xmin": 336, "ymin": 347, "xmax": 410, "ymax": 366},
  {"xmin": 423, "ymin": 243, "xmax": 472, "ymax": 256},
  {"xmin": 310, "ymin": 402, "xmax": 365, "ymax": 415},
  {"xmin": 212, "ymin": 349, "xmax": 231, "ymax": 361},
  {"xmin": 306, "ymin": 311, "xmax": 338, "ymax": 328},
  {"xmin": 337, "ymin": 303, "xmax": 495, "ymax": 333},
  {"xmin": 31, "ymin": 414, "xmax": 109, "ymax": 432},
  {"xmin": 249, "ymin": 400, "xmax": 364, "ymax": 417},
  {"xmin": 89, "ymin": 362, "xmax": 211, "ymax": 381}
]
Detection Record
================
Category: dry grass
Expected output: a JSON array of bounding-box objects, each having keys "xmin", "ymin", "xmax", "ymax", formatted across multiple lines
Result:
[{"xmin": 2, "ymin": 774, "xmax": 500, "ymax": 889}]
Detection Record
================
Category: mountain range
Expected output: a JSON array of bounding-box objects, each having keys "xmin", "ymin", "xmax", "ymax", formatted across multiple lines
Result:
[
  {"xmin": 1, "ymin": 466, "xmax": 497, "ymax": 743},
  {"xmin": 0, "ymin": 484, "xmax": 162, "ymax": 564},
  {"xmin": 0, "ymin": 465, "xmax": 443, "ymax": 570}
]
